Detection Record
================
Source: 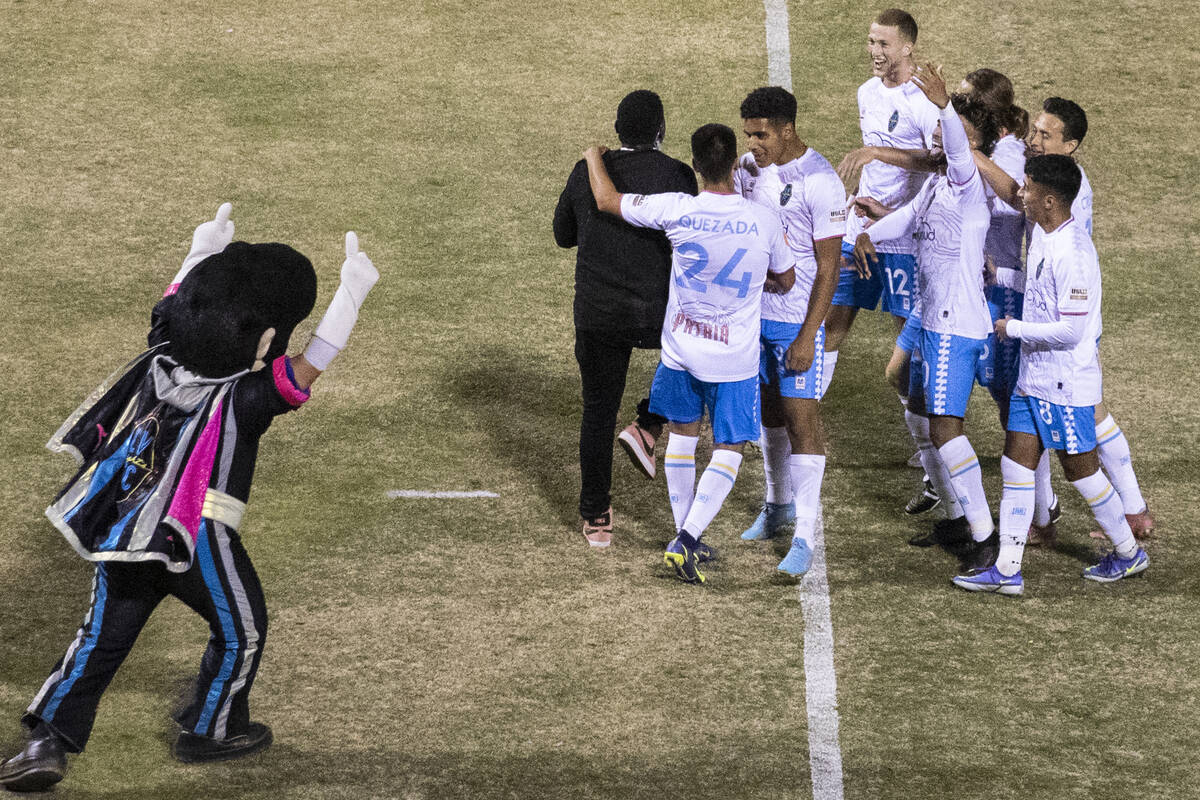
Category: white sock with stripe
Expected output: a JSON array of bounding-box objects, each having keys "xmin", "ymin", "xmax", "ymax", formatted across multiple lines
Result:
[
  {"xmin": 938, "ymin": 435, "xmax": 993, "ymax": 539},
  {"xmin": 664, "ymin": 434, "xmax": 698, "ymax": 531},
  {"xmin": 789, "ymin": 453, "xmax": 825, "ymax": 547},
  {"xmin": 1073, "ymin": 469, "xmax": 1137, "ymax": 558},
  {"xmin": 1033, "ymin": 448, "xmax": 1055, "ymax": 526},
  {"xmin": 997, "ymin": 456, "xmax": 1035, "ymax": 576},
  {"xmin": 1095, "ymin": 414, "xmax": 1148, "ymax": 515},
  {"xmin": 681, "ymin": 450, "xmax": 743, "ymax": 538},
  {"xmin": 760, "ymin": 425, "xmax": 792, "ymax": 505},
  {"xmin": 907, "ymin": 411, "xmax": 964, "ymax": 519}
]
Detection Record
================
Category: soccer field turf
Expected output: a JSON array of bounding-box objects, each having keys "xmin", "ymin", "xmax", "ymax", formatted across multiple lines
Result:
[{"xmin": 2, "ymin": 1, "xmax": 1198, "ymax": 798}]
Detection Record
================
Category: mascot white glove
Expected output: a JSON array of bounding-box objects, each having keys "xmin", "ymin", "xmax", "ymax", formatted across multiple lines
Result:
[
  {"xmin": 304, "ymin": 231, "xmax": 379, "ymax": 370},
  {"xmin": 170, "ymin": 203, "xmax": 235, "ymax": 289}
]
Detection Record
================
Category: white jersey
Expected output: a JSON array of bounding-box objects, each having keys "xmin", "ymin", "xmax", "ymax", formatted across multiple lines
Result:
[
  {"xmin": 620, "ymin": 190, "xmax": 793, "ymax": 382},
  {"xmin": 844, "ymin": 77, "xmax": 940, "ymax": 254},
  {"xmin": 1074, "ymin": 165, "xmax": 1094, "ymax": 234},
  {"xmin": 985, "ymin": 135, "xmax": 1026, "ymax": 272},
  {"xmin": 736, "ymin": 149, "xmax": 847, "ymax": 323},
  {"xmin": 1015, "ymin": 217, "xmax": 1103, "ymax": 406}
]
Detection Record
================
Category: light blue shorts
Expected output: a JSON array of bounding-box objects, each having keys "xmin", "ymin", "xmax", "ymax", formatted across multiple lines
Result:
[
  {"xmin": 896, "ymin": 310, "xmax": 922, "ymax": 354},
  {"xmin": 987, "ymin": 286, "xmax": 1022, "ymax": 400},
  {"xmin": 916, "ymin": 330, "xmax": 988, "ymax": 418},
  {"xmin": 1007, "ymin": 394, "xmax": 1098, "ymax": 454},
  {"xmin": 834, "ymin": 242, "xmax": 916, "ymax": 317},
  {"xmin": 649, "ymin": 364, "xmax": 760, "ymax": 445},
  {"xmin": 759, "ymin": 319, "xmax": 825, "ymax": 400}
]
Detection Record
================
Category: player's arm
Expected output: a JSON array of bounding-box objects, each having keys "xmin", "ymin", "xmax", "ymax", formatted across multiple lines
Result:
[
  {"xmin": 974, "ymin": 151, "xmax": 1021, "ymax": 207},
  {"xmin": 912, "ymin": 64, "xmax": 976, "ymax": 187},
  {"xmin": 292, "ymin": 232, "xmax": 380, "ymax": 390},
  {"xmin": 785, "ymin": 235, "xmax": 841, "ymax": 372},
  {"xmin": 583, "ymin": 146, "xmax": 623, "ymax": 216},
  {"xmin": 997, "ymin": 259, "xmax": 1092, "ymax": 345},
  {"xmin": 837, "ymin": 146, "xmax": 940, "ymax": 188},
  {"xmin": 553, "ymin": 163, "xmax": 582, "ymax": 248}
]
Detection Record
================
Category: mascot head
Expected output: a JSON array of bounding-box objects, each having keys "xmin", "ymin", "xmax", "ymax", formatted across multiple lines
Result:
[{"xmin": 168, "ymin": 242, "xmax": 318, "ymax": 378}]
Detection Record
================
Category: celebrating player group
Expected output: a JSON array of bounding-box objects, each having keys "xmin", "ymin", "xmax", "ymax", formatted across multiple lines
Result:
[{"xmin": 557, "ymin": 7, "xmax": 1155, "ymax": 594}]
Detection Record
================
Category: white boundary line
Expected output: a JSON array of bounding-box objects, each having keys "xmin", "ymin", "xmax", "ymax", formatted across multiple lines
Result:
[
  {"xmin": 761, "ymin": 1, "xmax": 846, "ymax": 797},
  {"xmin": 387, "ymin": 490, "xmax": 500, "ymax": 499}
]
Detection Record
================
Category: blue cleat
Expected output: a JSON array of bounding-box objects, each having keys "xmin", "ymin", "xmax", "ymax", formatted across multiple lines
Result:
[
  {"xmin": 741, "ymin": 502, "xmax": 796, "ymax": 541},
  {"xmin": 776, "ymin": 537, "xmax": 813, "ymax": 576},
  {"xmin": 952, "ymin": 564, "xmax": 1024, "ymax": 596},
  {"xmin": 1082, "ymin": 548, "xmax": 1149, "ymax": 583},
  {"xmin": 664, "ymin": 534, "xmax": 706, "ymax": 584}
]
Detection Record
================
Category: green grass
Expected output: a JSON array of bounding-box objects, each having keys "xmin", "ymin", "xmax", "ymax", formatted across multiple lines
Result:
[{"xmin": 2, "ymin": 1, "xmax": 1199, "ymax": 798}]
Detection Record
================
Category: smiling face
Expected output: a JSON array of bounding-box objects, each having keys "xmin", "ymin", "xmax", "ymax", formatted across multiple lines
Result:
[
  {"xmin": 742, "ymin": 117, "xmax": 792, "ymax": 168},
  {"xmin": 867, "ymin": 22, "xmax": 913, "ymax": 85},
  {"xmin": 1018, "ymin": 175, "xmax": 1052, "ymax": 226},
  {"xmin": 1028, "ymin": 112, "xmax": 1077, "ymax": 156}
]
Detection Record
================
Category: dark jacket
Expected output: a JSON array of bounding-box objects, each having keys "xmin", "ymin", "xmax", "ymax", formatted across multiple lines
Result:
[{"xmin": 554, "ymin": 148, "xmax": 697, "ymax": 332}]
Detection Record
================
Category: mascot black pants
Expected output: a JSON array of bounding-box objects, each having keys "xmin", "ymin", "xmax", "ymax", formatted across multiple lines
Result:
[{"xmin": 23, "ymin": 521, "xmax": 267, "ymax": 752}]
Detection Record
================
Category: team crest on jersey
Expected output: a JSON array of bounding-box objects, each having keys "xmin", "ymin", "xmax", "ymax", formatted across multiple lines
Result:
[
  {"xmin": 888, "ymin": 110, "xmax": 899, "ymax": 132},
  {"xmin": 1035, "ymin": 258, "xmax": 1045, "ymax": 279},
  {"xmin": 780, "ymin": 184, "xmax": 792, "ymax": 206}
]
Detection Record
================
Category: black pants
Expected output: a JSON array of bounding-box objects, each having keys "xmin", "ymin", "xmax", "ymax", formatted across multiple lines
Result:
[
  {"xmin": 24, "ymin": 521, "xmax": 267, "ymax": 752},
  {"xmin": 574, "ymin": 327, "xmax": 667, "ymax": 519}
]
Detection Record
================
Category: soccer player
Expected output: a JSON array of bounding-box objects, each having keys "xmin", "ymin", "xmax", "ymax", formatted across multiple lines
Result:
[
  {"xmin": 978, "ymin": 97, "xmax": 1154, "ymax": 543},
  {"xmin": 554, "ymin": 90, "xmax": 698, "ymax": 548},
  {"xmin": 583, "ymin": 124, "xmax": 796, "ymax": 584},
  {"xmin": 953, "ymin": 155, "xmax": 1150, "ymax": 595},
  {"xmin": 826, "ymin": 8, "xmax": 939, "ymax": 392},
  {"xmin": 733, "ymin": 87, "xmax": 845, "ymax": 576},
  {"xmin": 851, "ymin": 65, "xmax": 999, "ymax": 565}
]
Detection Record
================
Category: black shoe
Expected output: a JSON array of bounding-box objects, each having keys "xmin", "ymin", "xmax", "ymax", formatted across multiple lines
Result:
[
  {"xmin": 1048, "ymin": 495, "xmax": 1062, "ymax": 525},
  {"xmin": 909, "ymin": 516, "xmax": 971, "ymax": 548},
  {"xmin": 904, "ymin": 477, "xmax": 941, "ymax": 515},
  {"xmin": 958, "ymin": 530, "xmax": 1000, "ymax": 573},
  {"xmin": 173, "ymin": 722, "xmax": 273, "ymax": 764},
  {"xmin": 694, "ymin": 541, "xmax": 719, "ymax": 563},
  {"xmin": 0, "ymin": 733, "xmax": 67, "ymax": 793}
]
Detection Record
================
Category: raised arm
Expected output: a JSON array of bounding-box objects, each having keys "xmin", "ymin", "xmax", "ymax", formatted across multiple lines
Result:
[
  {"xmin": 974, "ymin": 151, "xmax": 1022, "ymax": 207},
  {"xmin": 583, "ymin": 146, "xmax": 622, "ymax": 216},
  {"xmin": 837, "ymin": 146, "xmax": 941, "ymax": 189}
]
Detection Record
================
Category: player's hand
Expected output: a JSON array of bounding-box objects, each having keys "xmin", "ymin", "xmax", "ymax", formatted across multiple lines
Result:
[
  {"xmin": 912, "ymin": 62, "xmax": 949, "ymax": 109},
  {"xmin": 836, "ymin": 147, "xmax": 875, "ymax": 188},
  {"xmin": 852, "ymin": 232, "xmax": 877, "ymax": 278},
  {"xmin": 850, "ymin": 196, "xmax": 890, "ymax": 223},
  {"xmin": 994, "ymin": 316, "xmax": 1013, "ymax": 341},
  {"xmin": 341, "ymin": 231, "xmax": 379, "ymax": 306},
  {"xmin": 764, "ymin": 272, "xmax": 788, "ymax": 294},
  {"xmin": 583, "ymin": 145, "xmax": 609, "ymax": 161},
  {"xmin": 785, "ymin": 330, "xmax": 816, "ymax": 373},
  {"xmin": 739, "ymin": 152, "xmax": 760, "ymax": 178}
]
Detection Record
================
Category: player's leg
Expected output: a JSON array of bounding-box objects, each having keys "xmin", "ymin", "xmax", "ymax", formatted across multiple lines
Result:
[
  {"xmin": 742, "ymin": 322, "xmax": 796, "ymax": 541},
  {"xmin": 648, "ymin": 363, "xmax": 703, "ymax": 538},
  {"xmin": 906, "ymin": 344, "xmax": 969, "ymax": 548},
  {"xmin": 575, "ymin": 328, "xmax": 634, "ymax": 545},
  {"xmin": 172, "ymin": 521, "xmax": 272, "ymax": 762},
  {"xmin": 891, "ymin": 315, "xmax": 940, "ymax": 514},
  {"xmin": 1093, "ymin": 400, "xmax": 1154, "ymax": 538},
  {"xmin": 617, "ymin": 329, "xmax": 669, "ymax": 481},
  {"xmin": 4, "ymin": 563, "xmax": 165, "ymax": 791},
  {"xmin": 821, "ymin": 243, "xmax": 883, "ymax": 390}
]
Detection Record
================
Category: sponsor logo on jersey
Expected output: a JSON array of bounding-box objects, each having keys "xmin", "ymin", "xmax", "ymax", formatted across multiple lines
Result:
[
  {"xmin": 888, "ymin": 110, "xmax": 899, "ymax": 132},
  {"xmin": 632, "ymin": 195, "xmax": 647, "ymax": 206},
  {"xmin": 780, "ymin": 184, "xmax": 792, "ymax": 206},
  {"xmin": 831, "ymin": 208, "xmax": 848, "ymax": 224},
  {"xmin": 1070, "ymin": 287, "xmax": 1088, "ymax": 301}
]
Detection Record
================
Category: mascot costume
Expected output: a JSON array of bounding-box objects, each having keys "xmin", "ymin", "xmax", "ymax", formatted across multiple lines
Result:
[{"xmin": 0, "ymin": 204, "xmax": 379, "ymax": 792}]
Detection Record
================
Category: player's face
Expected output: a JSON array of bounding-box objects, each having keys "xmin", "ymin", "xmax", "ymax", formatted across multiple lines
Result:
[
  {"xmin": 1018, "ymin": 176, "xmax": 1050, "ymax": 224},
  {"xmin": 1028, "ymin": 112, "xmax": 1077, "ymax": 156},
  {"xmin": 743, "ymin": 118, "xmax": 789, "ymax": 167},
  {"xmin": 867, "ymin": 23, "xmax": 912, "ymax": 82}
]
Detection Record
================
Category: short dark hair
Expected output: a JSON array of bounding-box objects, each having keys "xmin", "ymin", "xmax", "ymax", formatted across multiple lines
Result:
[
  {"xmin": 1042, "ymin": 97, "xmax": 1087, "ymax": 145},
  {"xmin": 169, "ymin": 242, "xmax": 317, "ymax": 378},
  {"xmin": 615, "ymin": 90, "xmax": 665, "ymax": 147},
  {"xmin": 951, "ymin": 93, "xmax": 1000, "ymax": 157},
  {"xmin": 875, "ymin": 8, "xmax": 918, "ymax": 42},
  {"xmin": 690, "ymin": 123, "xmax": 738, "ymax": 184},
  {"xmin": 964, "ymin": 68, "xmax": 1028, "ymax": 138},
  {"xmin": 1025, "ymin": 154, "xmax": 1082, "ymax": 207},
  {"xmin": 740, "ymin": 86, "xmax": 797, "ymax": 126}
]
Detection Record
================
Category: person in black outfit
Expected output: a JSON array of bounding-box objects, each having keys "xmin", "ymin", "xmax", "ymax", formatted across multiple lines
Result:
[{"xmin": 553, "ymin": 90, "xmax": 698, "ymax": 547}]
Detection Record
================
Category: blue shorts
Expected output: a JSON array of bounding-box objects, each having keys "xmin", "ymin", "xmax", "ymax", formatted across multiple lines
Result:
[
  {"xmin": 916, "ymin": 330, "xmax": 988, "ymax": 418},
  {"xmin": 649, "ymin": 364, "xmax": 760, "ymax": 445},
  {"xmin": 759, "ymin": 319, "xmax": 825, "ymax": 400},
  {"xmin": 986, "ymin": 288, "xmax": 1022, "ymax": 401},
  {"xmin": 896, "ymin": 311, "xmax": 922, "ymax": 353},
  {"xmin": 833, "ymin": 242, "xmax": 915, "ymax": 317},
  {"xmin": 1007, "ymin": 394, "xmax": 1098, "ymax": 454}
]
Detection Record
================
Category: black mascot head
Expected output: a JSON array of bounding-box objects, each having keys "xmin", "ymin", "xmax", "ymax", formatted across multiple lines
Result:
[{"xmin": 168, "ymin": 242, "xmax": 318, "ymax": 378}]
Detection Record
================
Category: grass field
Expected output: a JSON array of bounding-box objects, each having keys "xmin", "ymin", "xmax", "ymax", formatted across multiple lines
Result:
[{"xmin": 2, "ymin": 1, "xmax": 1199, "ymax": 798}]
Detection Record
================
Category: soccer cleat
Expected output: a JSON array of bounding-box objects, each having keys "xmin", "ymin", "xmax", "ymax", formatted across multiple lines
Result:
[
  {"xmin": 957, "ymin": 530, "xmax": 1000, "ymax": 574},
  {"xmin": 617, "ymin": 423, "xmax": 657, "ymax": 480},
  {"xmin": 776, "ymin": 537, "xmax": 813, "ymax": 576},
  {"xmin": 952, "ymin": 564, "xmax": 1024, "ymax": 596},
  {"xmin": 1027, "ymin": 521, "xmax": 1058, "ymax": 548},
  {"xmin": 740, "ymin": 501, "xmax": 796, "ymax": 541},
  {"xmin": 1082, "ymin": 548, "xmax": 1149, "ymax": 583},
  {"xmin": 1048, "ymin": 495, "xmax": 1062, "ymax": 524},
  {"xmin": 173, "ymin": 722, "xmax": 273, "ymax": 764},
  {"xmin": 663, "ymin": 535, "xmax": 705, "ymax": 584},
  {"xmin": 582, "ymin": 508, "xmax": 613, "ymax": 548},
  {"xmin": 694, "ymin": 541, "xmax": 719, "ymax": 563},
  {"xmin": 904, "ymin": 476, "xmax": 941, "ymax": 515},
  {"xmin": 909, "ymin": 515, "xmax": 971, "ymax": 548},
  {"xmin": 0, "ymin": 732, "xmax": 67, "ymax": 793}
]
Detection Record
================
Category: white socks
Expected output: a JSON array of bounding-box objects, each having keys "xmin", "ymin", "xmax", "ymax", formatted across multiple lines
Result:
[
  {"xmin": 1096, "ymin": 414, "xmax": 1148, "ymax": 515},
  {"xmin": 760, "ymin": 425, "xmax": 793, "ymax": 504},
  {"xmin": 906, "ymin": 410, "xmax": 964, "ymax": 519},
  {"xmin": 1073, "ymin": 469, "xmax": 1137, "ymax": 558},
  {"xmin": 790, "ymin": 453, "xmax": 826, "ymax": 546},
  {"xmin": 996, "ymin": 456, "xmax": 1035, "ymax": 576},
  {"xmin": 937, "ymin": 435, "xmax": 993, "ymax": 540},
  {"xmin": 681, "ymin": 450, "xmax": 743, "ymax": 538},
  {"xmin": 1033, "ymin": 449, "xmax": 1055, "ymax": 526},
  {"xmin": 664, "ymin": 434, "xmax": 698, "ymax": 531}
]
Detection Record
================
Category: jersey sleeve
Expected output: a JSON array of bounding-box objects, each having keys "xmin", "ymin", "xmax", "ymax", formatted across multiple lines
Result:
[
  {"xmin": 619, "ymin": 191, "xmax": 681, "ymax": 231},
  {"xmin": 1054, "ymin": 251, "xmax": 1096, "ymax": 319},
  {"xmin": 993, "ymin": 142, "xmax": 1026, "ymax": 184},
  {"xmin": 231, "ymin": 356, "xmax": 310, "ymax": 437},
  {"xmin": 808, "ymin": 171, "xmax": 849, "ymax": 241},
  {"xmin": 767, "ymin": 217, "xmax": 795, "ymax": 274}
]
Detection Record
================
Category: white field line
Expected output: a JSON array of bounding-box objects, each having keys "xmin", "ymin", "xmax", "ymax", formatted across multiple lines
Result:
[
  {"xmin": 761, "ymin": 0, "xmax": 846, "ymax": 796},
  {"xmin": 386, "ymin": 490, "xmax": 499, "ymax": 499}
]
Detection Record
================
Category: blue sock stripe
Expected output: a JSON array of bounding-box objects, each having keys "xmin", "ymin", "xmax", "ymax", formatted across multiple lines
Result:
[
  {"xmin": 950, "ymin": 461, "xmax": 980, "ymax": 479},
  {"xmin": 707, "ymin": 465, "xmax": 738, "ymax": 485}
]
